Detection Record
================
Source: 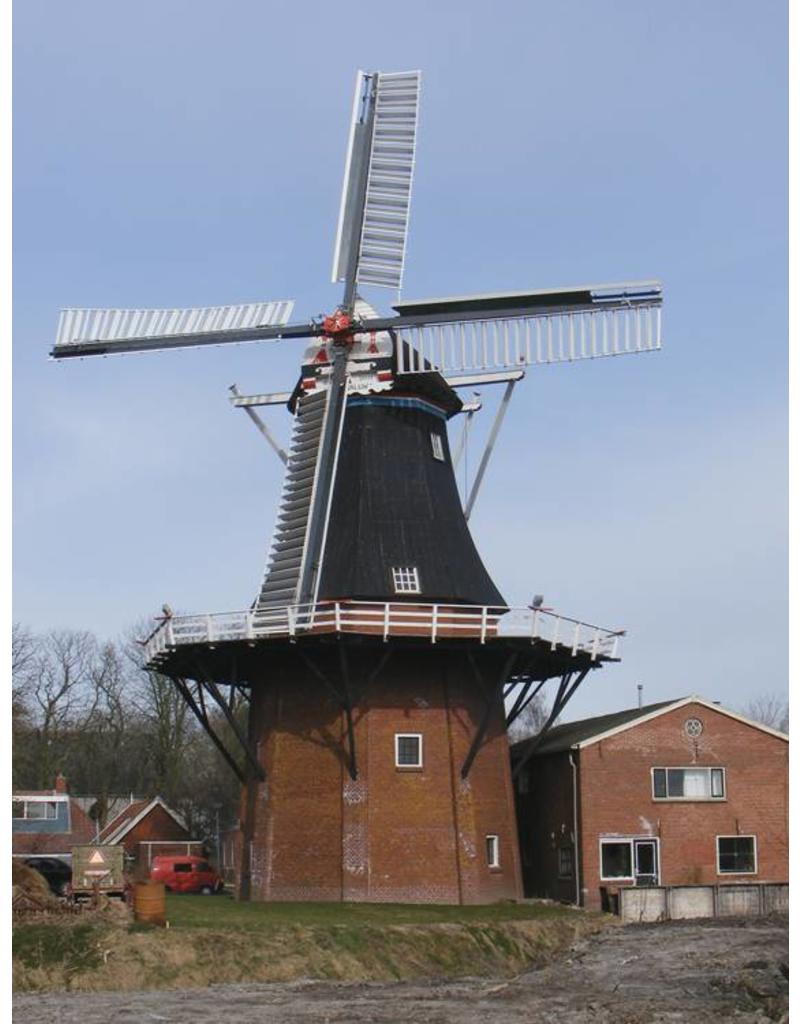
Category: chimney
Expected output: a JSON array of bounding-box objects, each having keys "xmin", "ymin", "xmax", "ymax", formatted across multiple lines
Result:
[{"xmin": 54, "ymin": 773, "xmax": 68, "ymax": 794}]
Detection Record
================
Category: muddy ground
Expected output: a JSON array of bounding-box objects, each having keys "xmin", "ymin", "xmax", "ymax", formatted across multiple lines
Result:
[{"xmin": 14, "ymin": 917, "xmax": 788, "ymax": 1024}]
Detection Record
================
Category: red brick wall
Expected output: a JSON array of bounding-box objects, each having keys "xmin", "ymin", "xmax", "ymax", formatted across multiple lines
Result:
[
  {"xmin": 578, "ymin": 703, "xmax": 788, "ymax": 910},
  {"xmin": 240, "ymin": 647, "xmax": 523, "ymax": 904}
]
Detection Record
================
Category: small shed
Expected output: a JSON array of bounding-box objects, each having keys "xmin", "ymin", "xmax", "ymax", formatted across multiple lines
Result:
[{"xmin": 98, "ymin": 796, "xmax": 204, "ymax": 869}]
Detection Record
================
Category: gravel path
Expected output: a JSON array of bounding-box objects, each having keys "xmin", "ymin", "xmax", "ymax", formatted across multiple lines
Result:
[{"xmin": 14, "ymin": 917, "xmax": 788, "ymax": 1024}]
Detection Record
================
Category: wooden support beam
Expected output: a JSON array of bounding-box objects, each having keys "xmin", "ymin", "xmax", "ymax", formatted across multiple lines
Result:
[
  {"xmin": 170, "ymin": 676, "xmax": 246, "ymax": 785},
  {"xmin": 460, "ymin": 652, "xmax": 518, "ymax": 778}
]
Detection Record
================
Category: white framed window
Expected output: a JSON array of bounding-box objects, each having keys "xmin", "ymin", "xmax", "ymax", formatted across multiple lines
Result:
[
  {"xmin": 430, "ymin": 432, "xmax": 445, "ymax": 462},
  {"xmin": 717, "ymin": 835, "xmax": 757, "ymax": 875},
  {"xmin": 486, "ymin": 835, "xmax": 500, "ymax": 868},
  {"xmin": 652, "ymin": 767, "xmax": 725, "ymax": 801},
  {"xmin": 600, "ymin": 837, "xmax": 660, "ymax": 884},
  {"xmin": 392, "ymin": 566, "xmax": 421, "ymax": 595},
  {"xmin": 12, "ymin": 799, "xmax": 59, "ymax": 820},
  {"xmin": 395, "ymin": 733, "xmax": 423, "ymax": 768}
]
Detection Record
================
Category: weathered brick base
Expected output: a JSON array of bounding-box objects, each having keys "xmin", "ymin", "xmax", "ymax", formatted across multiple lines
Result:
[{"xmin": 237, "ymin": 647, "xmax": 523, "ymax": 904}]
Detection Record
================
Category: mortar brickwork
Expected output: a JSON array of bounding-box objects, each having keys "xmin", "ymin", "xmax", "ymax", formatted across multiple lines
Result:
[
  {"xmin": 240, "ymin": 648, "xmax": 523, "ymax": 904},
  {"xmin": 514, "ymin": 700, "xmax": 788, "ymax": 911}
]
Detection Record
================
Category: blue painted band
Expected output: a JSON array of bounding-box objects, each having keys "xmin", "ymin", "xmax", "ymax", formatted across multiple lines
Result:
[{"xmin": 348, "ymin": 395, "xmax": 448, "ymax": 420}]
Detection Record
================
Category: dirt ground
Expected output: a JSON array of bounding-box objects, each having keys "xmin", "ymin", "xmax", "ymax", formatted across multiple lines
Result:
[{"xmin": 13, "ymin": 917, "xmax": 788, "ymax": 1024}]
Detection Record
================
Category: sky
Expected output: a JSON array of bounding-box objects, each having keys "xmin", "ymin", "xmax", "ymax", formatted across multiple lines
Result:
[{"xmin": 13, "ymin": 0, "xmax": 787, "ymax": 721}]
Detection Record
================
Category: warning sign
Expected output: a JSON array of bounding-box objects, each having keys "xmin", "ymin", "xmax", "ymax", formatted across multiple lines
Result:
[{"xmin": 88, "ymin": 849, "xmax": 106, "ymax": 865}]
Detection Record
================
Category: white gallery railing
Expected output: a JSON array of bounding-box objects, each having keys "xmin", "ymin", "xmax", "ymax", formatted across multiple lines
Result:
[{"xmin": 143, "ymin": 601, "xmax": 624, "ymax": 666}]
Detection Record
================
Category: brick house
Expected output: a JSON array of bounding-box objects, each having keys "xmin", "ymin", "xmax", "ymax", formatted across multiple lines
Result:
[
  {"xmin": 98, "ymin": 796, "xmax": 202, "ymax": 869},
  {"xmin": 12, "ymin": 775, "xmax": 95, "ymax": 864},
  {"xmin": 511, "ymin": 696, "xmax": 789, "ymax": 911}
]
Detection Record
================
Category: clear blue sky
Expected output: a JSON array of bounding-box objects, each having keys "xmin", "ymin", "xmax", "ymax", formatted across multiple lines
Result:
[{"xmin": 13, "ymin": 0, "xmax": 787, "ymax": 719}]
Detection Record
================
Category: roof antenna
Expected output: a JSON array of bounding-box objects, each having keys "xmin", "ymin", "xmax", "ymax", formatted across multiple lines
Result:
[{"xmin": 637, "ymin": 683, "xmax": 643, "ymax": 708}]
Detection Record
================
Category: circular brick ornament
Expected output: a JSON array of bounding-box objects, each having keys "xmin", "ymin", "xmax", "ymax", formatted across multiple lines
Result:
[{"xmin": 684, "ymin": 717, "xmax": 703, "ymax": 738}]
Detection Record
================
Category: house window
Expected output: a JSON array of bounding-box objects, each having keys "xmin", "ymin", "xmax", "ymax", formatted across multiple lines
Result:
[
  {"xmin": 652, "ymin": 767, "xmax": 725, "ymax": 801},
  {"xmin": 717, "ymin": 836, "xmax": 757, "ymax": 875},
  {"xmin": 430, "ymin": 432, "xmax": 445, "ymax": 462},
  {"xmin": 392, "ymin": 566, "xmax": 421, "ymax": 595},
  {"xmin": 600, "ymin": 841, "xmax": 633, "ymax": 880},
  {"xmin": 486, "ymin": 835, "xmax": 500, "ymax": 868},
  {"xmin": 12, "ymin": 800, "xmax": 58, "ymax": 820},
  {"xmin": 558, "ymin": 845, "xmax": 575, "ymax": 878},
  {"xmin": 395, "ymin": 733, "xmax": 423, "ymax": 768}
]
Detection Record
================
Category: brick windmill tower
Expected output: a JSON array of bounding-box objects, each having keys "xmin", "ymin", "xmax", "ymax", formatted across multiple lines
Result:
[{"xmin": 52, "ymin": 70, "xmax": 662, "ymax": 903}]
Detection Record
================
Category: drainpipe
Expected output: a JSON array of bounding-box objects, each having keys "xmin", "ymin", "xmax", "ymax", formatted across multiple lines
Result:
[{"xmin": 569, "ymin": 751, "xmax": 581, "ymax": 907}]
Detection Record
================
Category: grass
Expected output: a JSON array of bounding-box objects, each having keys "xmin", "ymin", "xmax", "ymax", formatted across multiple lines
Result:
[{"xmin": 161, "ymin": 892, "xmax": 574, "ymax": 930}]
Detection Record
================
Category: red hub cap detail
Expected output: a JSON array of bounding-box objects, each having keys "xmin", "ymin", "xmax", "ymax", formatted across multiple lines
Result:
[{"xmin": 322, "ymin": 309, "xmax": 355, "ymax": 346}]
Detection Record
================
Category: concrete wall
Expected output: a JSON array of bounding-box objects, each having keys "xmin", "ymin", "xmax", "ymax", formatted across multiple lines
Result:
[{"xmin": 619, "ymin": 883, "xmax": 789, "ymax": 923}]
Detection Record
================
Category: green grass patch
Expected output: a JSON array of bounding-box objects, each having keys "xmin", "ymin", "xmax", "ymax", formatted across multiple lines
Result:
[{"xmin": 161, "ymin": 893, "xmax": 572, "ymax": 931}]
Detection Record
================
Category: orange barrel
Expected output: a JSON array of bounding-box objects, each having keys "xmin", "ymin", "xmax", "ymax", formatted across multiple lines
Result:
[{"xmin": 133, "ymin": 880, "xmax": 166, "ymax": 926}]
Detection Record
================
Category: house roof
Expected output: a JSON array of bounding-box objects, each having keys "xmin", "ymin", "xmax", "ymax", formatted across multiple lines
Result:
[
  {"xmin": 99, "ymin": 796, "xmax": 188, "ymax": 845},
  {"xmin": 510, "ymin": 695, "xmax": 789, "ymax": 759},
  {"xmin": 11, "ymin": 799, "xmax": 96, "ymax": 856}
]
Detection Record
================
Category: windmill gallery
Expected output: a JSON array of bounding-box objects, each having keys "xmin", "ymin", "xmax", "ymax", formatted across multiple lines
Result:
[{"xmin": 51, "ymin": 71, "xmax": 663, "ymax": 903}]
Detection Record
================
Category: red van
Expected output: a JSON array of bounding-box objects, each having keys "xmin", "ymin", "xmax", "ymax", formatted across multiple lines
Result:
[{"xmin": 150, "ymin": 855, "xmax": 223, "ymax": 894}]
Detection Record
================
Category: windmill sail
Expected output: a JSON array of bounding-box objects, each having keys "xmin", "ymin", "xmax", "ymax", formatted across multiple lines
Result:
[
  {"xmin": 52, "ymin": 299, "xmax": 296, "ymax": 358},
  {"xmin": 331, "ymin": 70, "xmax": 421, "ymax": 293},
  {"xmin": 387, "ymin": 283, "xmax": 663, "ymax": 376},
  {"xmin": 255, "ymin": 377, "xmax": 348, "ymax": 611}
]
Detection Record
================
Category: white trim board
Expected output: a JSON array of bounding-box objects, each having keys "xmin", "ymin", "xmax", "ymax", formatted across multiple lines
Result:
[{"xmin": 102, "ymin": 796, "xmax": 189, "ymax": 846}]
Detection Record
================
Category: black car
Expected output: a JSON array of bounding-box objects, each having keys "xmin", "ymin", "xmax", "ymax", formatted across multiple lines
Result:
[{"xmin": 24, "ymin": 857, "xmax": 72, "ymax": 896}]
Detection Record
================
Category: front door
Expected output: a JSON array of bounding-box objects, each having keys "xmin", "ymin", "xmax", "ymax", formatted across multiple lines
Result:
[{"xmin": 633, "ymin": 840, "xmax": 659, "ymax": 886}]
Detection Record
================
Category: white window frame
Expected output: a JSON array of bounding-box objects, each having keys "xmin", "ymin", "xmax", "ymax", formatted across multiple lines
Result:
[
  {"xmin": 392, "ymin": 566, "xmax": 421, "ymax": 595},
  {"xmin": 716, "ymin": 834, "xmax": 758, "ymax": 876},
  {"xmin": 486, "ymin": 834, "xmax": 500, "ymax": 868},
  {"xmin": 394, "ymin": 733, "xmax": 423, "ymax": 768},
  {"xmin": 651, "ymin": 766, "xmax": 726, "ymax": 801},
  {"xmin": 12, "ymin": 798, "xmax": 60, "ymax": 820},
  {"xmin": 599, "ymin": 836, "xmax": 661, "ymax": 883},
  {"xmin": 430, "ymin": 432, "xmax": 445, "ymax": 462}
]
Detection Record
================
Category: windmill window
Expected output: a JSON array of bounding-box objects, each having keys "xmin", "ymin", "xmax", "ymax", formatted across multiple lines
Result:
[
  {"xmin": 486, "ymin": 835, "xmax": 500, "ymax": 868},
  {"xmin": 395, "ymin": 733, "xmax": 423, "ymax": 768},
  {"xmin": 392, "ymin": 567, "xmax": 421, "ymax": 594},
  {"xmin": 430, "ymin": 432, "xmax": 445, "ymax": 462}
]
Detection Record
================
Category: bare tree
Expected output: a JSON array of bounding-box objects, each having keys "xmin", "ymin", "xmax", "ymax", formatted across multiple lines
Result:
[
  {"xmin": 742, "ymin": 693, "xmax": 788, "ymax": 734},
  {"xmin": 507, "ymin": 688, "xmax": 550, "ymax": 743},
  {"xmin": 25, "ymin": 630, "xmax": 98, "ymax": 788}
]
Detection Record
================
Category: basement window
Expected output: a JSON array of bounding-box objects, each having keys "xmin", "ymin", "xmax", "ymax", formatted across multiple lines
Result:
[
  {"xmin": 486, "ymin": 835, "xmax": 500, "ymax": 868},
  {"xmin": 717, "ymin": 836, "xmax": 757, "ymax": 875},
  {"xmin": 652, "ymin": 767, "xmax": 725, "ymax": 801},
  {"xmin": 395, "ymin": 733, "xmax": 423, "ymax": 768},
  {"xmin": 392, "ymin": 566, "xmax": 421, "ymax": 595},
  {"xmin": 430, "ymin": 432, "xmax": 445, "ymax": 462}
]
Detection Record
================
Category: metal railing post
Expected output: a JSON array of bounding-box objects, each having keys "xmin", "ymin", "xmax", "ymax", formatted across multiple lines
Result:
[
  {"xmin": 383, "ymin": 603, "xmax": 390, "ymax": 642},
  {"xmin": 480, "ymin": 606, "xmax": 488, "ymax": 644},
  {"xmin": 431, "ymin": 604, "xmax": 438, "ymax": 644}
]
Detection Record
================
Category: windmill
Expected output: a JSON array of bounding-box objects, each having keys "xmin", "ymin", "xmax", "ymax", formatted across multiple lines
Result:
[{"xmin": 52, "ymin": 70, "xmax": 662, "ymax": 903}]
